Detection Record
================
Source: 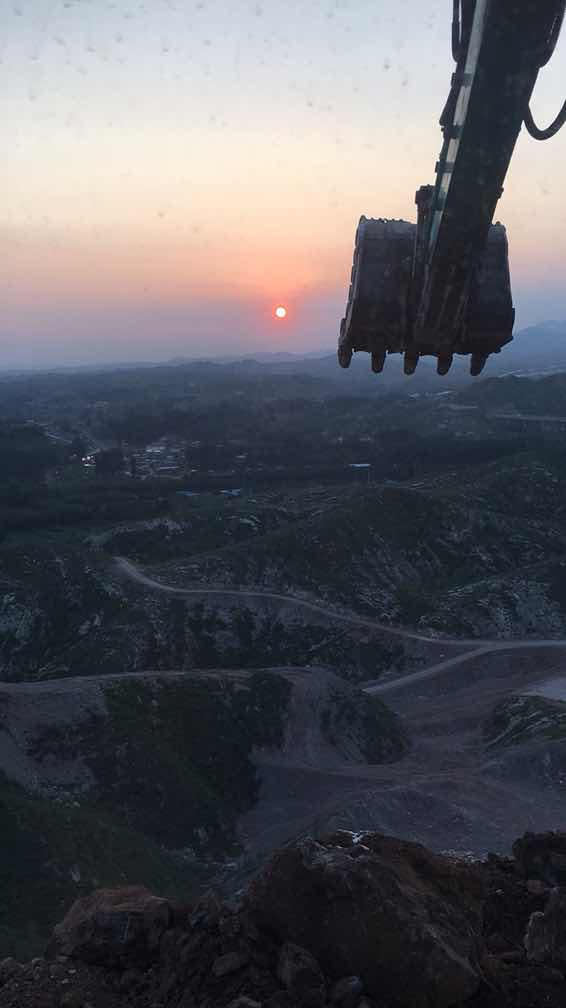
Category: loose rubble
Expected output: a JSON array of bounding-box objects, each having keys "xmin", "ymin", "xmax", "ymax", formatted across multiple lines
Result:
[{"xmin": 2, "ymin": 830, "xmax": 566, "ymax": 1007}]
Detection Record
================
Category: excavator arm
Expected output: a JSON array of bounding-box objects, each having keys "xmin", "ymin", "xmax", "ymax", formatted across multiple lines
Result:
[{"xmin": 338, "ymin": 0, "xmax": 566, "ymax": 376}]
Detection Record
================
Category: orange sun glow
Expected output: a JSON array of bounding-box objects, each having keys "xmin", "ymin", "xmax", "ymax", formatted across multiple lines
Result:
[{"xmin": 274, "ymin": 305, "xmax": 287, "ymax": 319}]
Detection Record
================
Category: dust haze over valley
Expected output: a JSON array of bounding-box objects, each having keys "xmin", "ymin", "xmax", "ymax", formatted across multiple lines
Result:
[{"xmin": 3, "ymin": 326, "xmax": 566, "ymax": 960}]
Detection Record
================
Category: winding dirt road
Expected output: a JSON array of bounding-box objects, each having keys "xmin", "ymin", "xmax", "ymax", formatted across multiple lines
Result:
[
  {"xmin": 3, "ymin": 555, "xmax": 566, "ymax": 870},
  {"xmin": 115, "ymin": 555, "xmax": 566, "ymax": 694},
  {"xmin": 368, "ymin": 640, "xmax": 566, "ymax": 694},
  {"xmin": 115, "ymin": 556, "xmax": 460, "ymax": 644}
]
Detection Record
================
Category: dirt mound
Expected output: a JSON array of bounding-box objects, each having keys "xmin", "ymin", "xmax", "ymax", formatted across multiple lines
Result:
[{"xmin": 264, "ymin": 668, "xmax": 407, "ymax": 769}]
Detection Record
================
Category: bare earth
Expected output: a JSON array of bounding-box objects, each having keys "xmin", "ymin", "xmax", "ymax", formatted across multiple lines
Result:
[
  {"xmin": 112, "ymin": 560, "xmax": 566, "ymax": 864},
  {"xmin": 4, "ymin": 557, "xmax": 566, "ymax": 890}
]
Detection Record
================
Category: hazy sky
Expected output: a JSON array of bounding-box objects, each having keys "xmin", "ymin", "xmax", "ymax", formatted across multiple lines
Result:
[{"xmin": 2, "ymin": 0, "xmax": 566, "ymax": 367}]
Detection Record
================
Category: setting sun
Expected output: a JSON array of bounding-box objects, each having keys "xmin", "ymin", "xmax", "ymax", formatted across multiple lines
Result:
[{"xmin": 274, "ymin": 305, "xmax": 287, "ymax": 319}]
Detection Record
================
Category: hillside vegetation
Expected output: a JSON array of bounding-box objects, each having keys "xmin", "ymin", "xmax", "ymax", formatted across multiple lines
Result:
[
  {"xmin": 147, "ymin": 454, "xmax": 566, "ymax": 637},
  {"xmin": 4, "ymin": 453, "xmax": 566, "ymax": 687}
]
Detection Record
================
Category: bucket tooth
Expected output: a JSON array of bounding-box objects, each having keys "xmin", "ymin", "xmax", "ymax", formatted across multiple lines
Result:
[
  {"xmin": 437, "ymin": 353, "xmax": 453, "ymax": 375},
  {"xmin": 470, "ymin": 353, "xmax": 488, "ymax": 376},
  {"xmin": 338, "ymin": 341, "xmax": 353, "ymax": 368},
  {"xmin": 404, "ymin": 351, "xmax": 419, "ymax": 375},
  {"xmin": 371, "ymin": 349, "xmax": 386, "ymax": 373}
]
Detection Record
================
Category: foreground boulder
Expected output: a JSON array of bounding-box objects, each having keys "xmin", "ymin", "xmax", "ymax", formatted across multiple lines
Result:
[
  {"xmin": 3, "ymin": 830, "xmax": 566, "ymax": 1007},
  {"xmin": 513, "ymin": 831, "xmax": 566, "ymax": 887},
  {"xmin": 525, "ymin": 889, "xmax": 566, "ymax": 968},
  {"xmin": 277, "ymin": 942, "xmax": 327, "ymax": 1007},
  {"xmin": 46, "ymin": 886, "xmax": 173, "ymax": 966},
  {"xmin": 246, "ymin": 832, "xmax": 484, "ymax": 1008}
]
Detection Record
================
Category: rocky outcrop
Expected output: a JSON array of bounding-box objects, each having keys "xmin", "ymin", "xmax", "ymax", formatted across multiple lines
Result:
[
  {"xmin": 525, "ymin": 890, "xmax": 566, "ymax": 968},
  {"xmin": 46, "ymin": 886, "xmax": 173, "ymax": 966},
  {"xmin": 246, "ymin": 831, "xmax": 484, "ymax": 1008},
  {"xmin": 513, "ymin": 831, "xmax": 566, "ymax": 887},
  {"xmin": 277, "ymin": 943, "xmax": 327, "ymax": 1007},
  {"xmin": 2, "ymin": 830, "xmax": 566, "ymax": 1008}
]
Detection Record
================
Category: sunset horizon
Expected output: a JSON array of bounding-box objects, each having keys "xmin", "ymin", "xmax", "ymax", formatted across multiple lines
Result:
[{"xmin": 3, "ymin": 0, "xmax": 566, "ymax": 368}]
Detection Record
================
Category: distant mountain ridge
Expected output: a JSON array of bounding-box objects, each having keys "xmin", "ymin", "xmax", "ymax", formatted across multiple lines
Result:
[
  {"xmin": 497, "ymin": 319, "xmax": 566, "ymax": 374},
  {"xmin": 2, "ymin": 320, "xmax": 565, "ymax": 386}
]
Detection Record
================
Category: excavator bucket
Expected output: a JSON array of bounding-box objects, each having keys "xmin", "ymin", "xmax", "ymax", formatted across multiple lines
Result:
[
  {"xmin": 337, "ymin": 217, "xmax": 415, "ymax": 372},
  {"xmin": 462, "ymin": 223, "xmax": 515, "ymax": 376},
  {"xmin": 338, "ymin": 215, "xmax": 514, "ymax": 376}
]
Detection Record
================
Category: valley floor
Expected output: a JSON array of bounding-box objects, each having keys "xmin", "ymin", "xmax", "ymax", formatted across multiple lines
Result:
[
  {"xmin": 6, "ymin": 555, "xmax": 566, "ymax": 898},
  {"xmin": 240, "ymin": 648, "xmax": 566, "ymax": 874}
]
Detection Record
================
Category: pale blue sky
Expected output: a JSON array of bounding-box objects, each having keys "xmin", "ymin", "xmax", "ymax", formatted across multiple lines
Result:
[{"xmin": 2, "ymin": 0, "xmax": 566, "ymax": 366}]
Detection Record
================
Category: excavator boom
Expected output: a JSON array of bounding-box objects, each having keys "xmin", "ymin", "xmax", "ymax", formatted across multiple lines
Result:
[{"xmin": 338, "ymin": 0, "xmax": 566, "ymax": 376}]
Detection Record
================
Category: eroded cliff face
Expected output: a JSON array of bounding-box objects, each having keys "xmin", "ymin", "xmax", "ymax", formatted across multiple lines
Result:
[{"xmin": 2, "ymin": 830, "xmax": 566, "ymax": 1008}]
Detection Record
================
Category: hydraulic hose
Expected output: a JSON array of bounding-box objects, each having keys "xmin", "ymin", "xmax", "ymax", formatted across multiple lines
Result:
[
  {"xmin": 524, "ymin": 4, "xmax": 566, "ymax": 139},
  {"xmin": 451, "ymin": 0, "xmax": 475, "ymax": 64},
  {"xmin": 451, "ymin": 0, "xmax": 462, "ymax": 62},
  {"xmin": 524, "ymin": 99, "xmax": 566, "ymax": 139}
]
